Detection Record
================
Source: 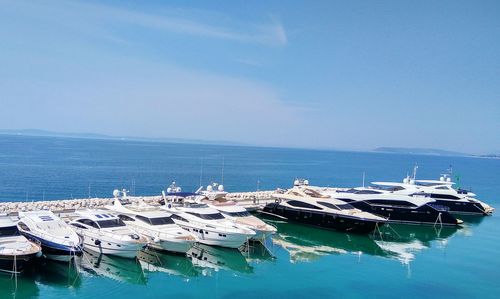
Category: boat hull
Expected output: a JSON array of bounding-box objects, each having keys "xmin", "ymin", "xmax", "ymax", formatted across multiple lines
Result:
[
  {"xmin": 178, "ymin": 224, "xmax": 251, "ymax": 249},
  {"xmin": 83, "ymin": 241, "xmax": 144, "ymax": 259},
  {"xmin": 0, "ymin": 252, "xmax": 39, "ymax": 274},
  {"xmin": 347, "ymin": 201, "xmax": 459, "ymax": 226},
  {"xmin": 148, "ymin": 238, "xmax": 195, "ymax": 254},
  {"xmin": 263, "ymin": 203, "xmax": 383, "ymax": 234},
  {"xmin": 432, "ymin": 200, "xmax": 491, "ymax": 215},
  {"xmin": 20, "ymin": 232, "xmax": 82, "ymax": 262}
]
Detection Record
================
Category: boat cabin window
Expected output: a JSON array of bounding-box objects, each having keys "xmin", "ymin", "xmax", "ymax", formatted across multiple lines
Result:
[
  {"xmin": 77, "ymin": 219, "xmax": 99, "ymax": 228},
  {"xmin": 368, "ymin": 200, "xmax": 417, "ymax": 207},
  {"xmin": 354, "ymin": 190, "xmax": 383, "ymax": 195},
  {"xmin": 0, "ymin": 225, "xmax": 20, "ymax": 237},
  {"xmin": 97, "ymin": 219, "xmax": 126, "ymax": 228},
  {"xmin": 17, "ymin": 222, "xmax": 30, "ymax": 232},
  {"xmin": 430, "ymin": 194, "xmax": 460, "ymax": 200},
  {"xmin": 171, "ymin": 214, "xmax": 188, "ymax": 222},
  {"xmin": 186, "ymin": 212, "xmax": 225, "ymax": 220},
  {"xmin": 436, "ymin": 186, "xmax": 450, "ymax": 190},
  {"xmin": 224, "ymin": 211, "xmax": 251, "ymax": 217},
  {"xmin": 71, "ymin": 223, "xmax": 87, "ymax": 229},
  {"xmin": 118, "ymin": 215, "xmax": 135, "ymax": 222},
  {"xmin": 287, "ymin": 200, "xmax": 322, "ymax": 210},
  {"xmin": 149, "ymin": 217, "xmax": 175, "ymax": 225}
]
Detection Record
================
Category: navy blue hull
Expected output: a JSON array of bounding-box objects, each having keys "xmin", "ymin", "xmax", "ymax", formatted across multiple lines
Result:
[
  {"xmin": 263, "ymin": 203, "xmax": 383, "ymax": 234},
  {"xmin": 346, "ymin": 201, "xmax": 459, "ymax": 226},
  {"xmin": 20, "ymin": 232, "xmax": 82, "ymax": 261},
  {"xmin": 433, "ymin": 200, "xmax": 488, "ymax": 215}
]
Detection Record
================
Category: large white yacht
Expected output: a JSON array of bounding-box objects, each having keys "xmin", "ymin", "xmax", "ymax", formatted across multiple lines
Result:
[
  {"xmin": 264, "ymin": 185, "xmax": 387, "ymax": 233},
  {"xmin": 197, "ymin": 182, "xmax": 228, "ymax": 201},
  {"xmin": 17, "ymin": 210, "xmax": 83, "ymax": 262},
  {"xmin": 369, "ymin": 172, "xmax": 494, "ymax": 215},
  {"xmin": 65, "ymin": 210, "xmax": 148, "ymax": 258},
  {"xmin": 161, "ymin": 194, "xmax": 256, "ymax": 248},
  {"xmin": 0, "ymin": 215, "xmax": 42, "ymax": 274},
  {"xmin": 105, "ymin": 196, "xmax": 196, "ymax": 254},
  {"xmin": 199, "ymin": 197, "xmax": 276, "ymax": 241}
]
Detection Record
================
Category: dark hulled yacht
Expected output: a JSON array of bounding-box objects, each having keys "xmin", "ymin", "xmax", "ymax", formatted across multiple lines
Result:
[
  {"xmin": 263, "ymin": 186, "xmax": 387, "ymax": 234},
  {"xmin": 315, "ymin": 187, "xmax": 462, "ymax": 226}
]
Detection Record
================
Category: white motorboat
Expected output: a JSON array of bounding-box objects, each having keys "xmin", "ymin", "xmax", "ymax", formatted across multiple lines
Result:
[
  {"xmin": 200, "ymin": 197, "xmax": 276, "ymax": 241},
  {"xmin": 105, "ymin": 194, "xmax": 196, "ymax": 254},
  {"xmin": 0, "ymin": 215, "xmax": 42, "ymax": 274},
  {"xmin": 17, "ymin": 210, "xmax": 83, "ymax": 262},
  {"xmin": 65, "ymin": 209, "xmax": 147, "ymax": 259},
  {"xmin": 161, "ymin": 194, "xmax": 256, "ymax": 248}
]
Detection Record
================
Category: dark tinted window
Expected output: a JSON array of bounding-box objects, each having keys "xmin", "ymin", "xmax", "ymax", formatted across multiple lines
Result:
[
  {"xmin": 97, "ymin": 219, "xmax": 126, "ymax": 228},
  {"xmin": 18, "ymin": 222, "xmax": 30, "ymax": 232},
  {"xmin": 171, "ymin": 214, "xmax": 187, "ymax": 222},
  {"xmin": 78, "ymin": 219, "xmax": 99, "ymax": 228},
  {"xmin": 225, "ymin": 211, "xmax": 251, "ymax": 217},
  {"xmin": 118, "ymin": 214, "xmax": 135, "ymax": 222},
  {"xmin": 430, "ymin": 194, "xmax": 460, "ymax": 200},
  {"xmin": 368, "ymin": 200, "xmax": 417, "ymax": 207},
  {"xmin": 71, "ymin": 223, "xmax": 87, "ymax": 229},
  {"xmin": 354, "ymin": 190, "xmax": 382, "ymax": 194},
  {"xmin": 187, "ymin": 212, "xmax": 225, "ymax": 220},
  {"xmin": 149, "ymin": 217, "xmax": 175, "ymax": 225},
  {"xmin": 287, "ymin": 200, "xmax": 322, "ymax": 210},
  {"xmin": 0, "ymin": 225, "xmax": 20, "ymax": 237}
]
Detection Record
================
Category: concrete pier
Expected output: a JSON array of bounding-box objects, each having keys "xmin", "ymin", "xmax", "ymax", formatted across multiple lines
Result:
[{"xmin": 0, "ymin": 191, "xmax": 277, "ymax": 214}]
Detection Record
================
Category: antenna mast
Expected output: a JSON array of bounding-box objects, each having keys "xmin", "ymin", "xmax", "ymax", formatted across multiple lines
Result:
[
  {"xmin": 221, "ymin": 156, "xmax": 225, "ymax": 185},
  {"xmin": 199, "ymin": 158, "xmax": 204, "ymax": 188},
  {"xmin": 362, "ymin": 171, "xmax": 365, "ymax": 187}
]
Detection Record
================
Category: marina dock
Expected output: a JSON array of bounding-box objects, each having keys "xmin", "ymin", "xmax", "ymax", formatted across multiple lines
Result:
[{"xmin": 0, "ymin": 190, "xmax": 277, "ymax": 214}]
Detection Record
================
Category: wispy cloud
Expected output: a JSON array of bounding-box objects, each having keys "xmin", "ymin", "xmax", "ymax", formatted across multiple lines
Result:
[{"xmin": 24, "ymin": 0, "xmax": 288, "ymax": 47}]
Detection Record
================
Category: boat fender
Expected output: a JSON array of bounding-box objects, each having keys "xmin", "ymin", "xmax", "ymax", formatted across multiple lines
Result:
[
  {"xmin": 153, "ymin": 236, "xmax": 161, "ymax": 243},
  {"xmin": 95, "ymin": 239, "xmax": 101, "ymax": 246},
  {"xmin": 36, "ymin": 251, "xmax": 43, "ymax": 258}
]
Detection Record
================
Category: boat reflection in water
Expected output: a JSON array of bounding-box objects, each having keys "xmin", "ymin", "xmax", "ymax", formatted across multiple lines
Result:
[
  {"xmin": 78, "ymin": 249, "xmax": 146, "ymax": 285},
  {"xmin": 374, "ymin": 224, "xmax": 459, "ymax": 266},
  {"xmin": 138, "ymin": 249, "xmax": 198, "ymax": 278},
  {"xmin": 269, "ymin": 220, "xmax": 384, "ymax": 263},
  {"xmin": 268, "ymin": 219, "xmax": 459, "ymax": 266},
  {"xmin": 187, "ymin": 244, "xmax": 253, "ymax": 275}
]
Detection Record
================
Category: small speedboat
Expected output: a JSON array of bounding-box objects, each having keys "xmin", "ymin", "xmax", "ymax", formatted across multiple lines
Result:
[
  {"xmin": 66, "ymin": 209, "xmax": 148, "ymax": 258},
  {"xmin": 17, "ymin": 210, "xmax": 83, "ymax": 262},
  {"xmin": 0, "ymin": 215, "xmax": 42, "ymax": 274}
]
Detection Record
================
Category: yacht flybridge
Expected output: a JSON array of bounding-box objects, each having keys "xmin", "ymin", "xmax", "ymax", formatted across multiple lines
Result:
[
  {"xmin": 161, "ymin": 193, "xmax": 256, "ymax": 248},
  {"xmin": 17, "ymin": 210, "xmax": 83, "ymax": 262},
  {"xmin": 104, "ymin": 195, "xmax": 196, "ymax": 254},
  {"xmin": 65, "ymin": 209, "xmax": 148, "ymax": 258},
  {"xmin": 0, "ymin": 215, "xmax": 42, "ymax": 274},
  {"xmin": 264, "ymin": 186, "xmax": 387, "ymax": 233},
  {"xmin": 369, "ymin": 173, "xmax": 494, "ymax": 215}
]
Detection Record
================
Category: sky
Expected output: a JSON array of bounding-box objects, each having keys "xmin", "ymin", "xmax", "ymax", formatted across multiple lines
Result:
[{"xmin": 0, "ymin": 0, "xmax": 499, "ymax": 153}]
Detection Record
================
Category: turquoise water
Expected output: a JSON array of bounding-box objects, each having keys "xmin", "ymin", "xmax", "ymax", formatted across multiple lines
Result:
[{"xmin": 1, "ymin": 135, "xmax": 499, "ymax": 298}]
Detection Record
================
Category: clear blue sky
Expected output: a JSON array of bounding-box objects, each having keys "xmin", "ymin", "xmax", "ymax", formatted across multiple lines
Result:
[{"xmin": 1, "ymin": 0, "xmax": 499, "ymax": 153}]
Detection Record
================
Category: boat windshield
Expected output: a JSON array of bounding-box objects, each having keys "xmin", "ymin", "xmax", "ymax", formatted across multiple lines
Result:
[
  {"xmin": 225, "ymin": 211, "xmax": 251, "ymax": 217},
  {"xmin": 0, "ymin": 225, "xmax": 21, "ymax": 237},
  {"xmin": 149, "ymin": 217, "xmax": 175, "ymax": 225},
  {"xmin": 187, "ymin": 212, "xmax": 225, "ymax": 220},
  {"xmin": 97, "ymin": 219, "xmax": 126, "ymax": 228}
]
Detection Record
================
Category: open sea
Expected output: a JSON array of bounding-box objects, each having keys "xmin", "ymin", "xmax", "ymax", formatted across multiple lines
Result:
[{"xmin": 0, "ymin": 134, "xmax": 499, "ymax": 298}]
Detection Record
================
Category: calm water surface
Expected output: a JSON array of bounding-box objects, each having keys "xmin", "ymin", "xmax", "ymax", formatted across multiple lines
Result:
[{"xmin": 0, "ymin": 135, "xmax": 499, "ymax": 298}]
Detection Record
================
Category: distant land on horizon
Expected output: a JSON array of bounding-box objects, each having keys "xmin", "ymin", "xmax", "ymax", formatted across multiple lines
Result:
[
  {"xmin": 1, "ymin": 129, "xmax": 498, "ymax": 158},
  {"xmin": 0, "ymin": 129, "xmax": 246, "ymax": 147}
]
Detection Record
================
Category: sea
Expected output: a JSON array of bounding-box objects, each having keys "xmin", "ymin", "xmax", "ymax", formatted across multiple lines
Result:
[{"xmin": 0, "ymin": 134, "xmax": 499, "ymax": 299}]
